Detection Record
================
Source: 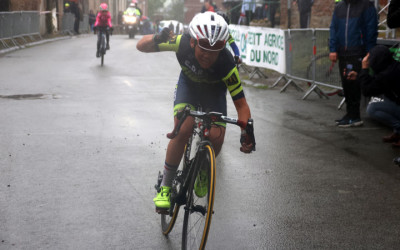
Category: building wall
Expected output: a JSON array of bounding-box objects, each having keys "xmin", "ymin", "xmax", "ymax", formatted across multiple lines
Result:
[
  {"xmin": 184, "ymin": 0, "xmax": 227, "ymax": 24},
  {"xmin": 10, "ymin": 0, "xmax": 41, "ymax": 11},
  {"xmin": 280, "ymin": 0, "xmax": 335, "ymax": 29}
]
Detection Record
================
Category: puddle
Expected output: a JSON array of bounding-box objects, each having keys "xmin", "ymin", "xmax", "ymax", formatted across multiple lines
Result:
[{"xmin": 0, "ymin": 94, "xmax": 60, "ymax": 100}]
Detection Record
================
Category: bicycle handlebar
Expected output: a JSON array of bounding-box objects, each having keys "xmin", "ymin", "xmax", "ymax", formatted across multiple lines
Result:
[{"xmin": 167, "ymin": 105, "xmax": 256, "ymax": 151}]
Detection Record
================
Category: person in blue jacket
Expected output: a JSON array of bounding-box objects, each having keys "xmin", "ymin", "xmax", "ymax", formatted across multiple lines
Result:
[{"xmin": 329, "ymin": 0, "xmax": 377, "ymax": 128}]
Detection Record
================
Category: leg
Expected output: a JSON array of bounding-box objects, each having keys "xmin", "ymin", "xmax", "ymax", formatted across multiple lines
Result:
[
  {"xmin": 209, "ymin": 126, "xmax": 226, "ymax": 156},
  {"xmin": 367, "ymin": 98, "xmax": 400, "ymax": 133},
  {"xmin": 340, "ymin": 56, "xmax": 362, "ymax": 119},
  {"xmin": 106, "ymin": 32, "xmax": 110, "ymax": 50},
  {"xmin": 97, "ymin": 32, "xmax": 101, "ymax": 51}
]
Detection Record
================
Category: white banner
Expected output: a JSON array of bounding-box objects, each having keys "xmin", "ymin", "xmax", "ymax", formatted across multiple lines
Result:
[{"xmin": 228, "ymin": 25, "xmax": 286, "ymax": 74}]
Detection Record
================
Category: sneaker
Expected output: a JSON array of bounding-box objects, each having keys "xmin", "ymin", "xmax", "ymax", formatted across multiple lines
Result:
[
  {"xmin": 194, "ymin": 170, "xmax": 208, "ymax": 198},
  {"xmin": 96, "ymin": 51, "xmax": 100, "ymax": 58},
  {"xmin": 337, "ymin": 118, "xmax": 363, "ymax": 128},
  {"xmin": 106, "ymin": 44, "xmax": 110, "ymax": 50},
  {"xmin": 335, "ymin": 114, "xmax": 349, "ymax": 124},
  {"xmin": 153, "ymin": 186, "xmax": 171, "ymax": 209}
]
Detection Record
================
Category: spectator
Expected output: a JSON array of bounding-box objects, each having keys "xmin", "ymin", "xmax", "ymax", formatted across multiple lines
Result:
[
  {"xmin": 69, "ymin": 0, "xmax": 81, "ymax": 34},
  {"xmin": 347, "ymin": 45, "xmax": 400, "ymax": 146},
  {"xmin": 329, "ymin": 0, "xmax": 378, "ymax": 128},
  {"xmin": 293, "ymin": 0, "xmax": 314, "ymax": 28},
  {"xmin": 64, "ymin": 2, "xmax": 70, "ymax": 13},
  {"xmin": 388, "ymin": 0, "xmax": 400, "ymax": 28},
  {"xmin": 241, "ymin": 0, "xmax": 256, "ymax": 25},
  {"xmin": 201, "ymin": 0, "xmax": 215, "ymax": 13},
  {"xmin": 89, "ymin": 10, "xmax": 96, "ymax": 32},
  {"xmin": 264, "ymin": 0, "xmax": 278, "ymax": 27}
]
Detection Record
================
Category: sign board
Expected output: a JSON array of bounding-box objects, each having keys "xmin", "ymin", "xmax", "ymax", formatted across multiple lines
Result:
[{"xmin": 228, "ymin": 25, "xmax": 286, "ymax": 74}]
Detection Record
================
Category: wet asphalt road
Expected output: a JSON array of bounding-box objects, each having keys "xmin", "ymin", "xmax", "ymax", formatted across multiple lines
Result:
[{"xmin": 1, "ymin": 34, "xmax": 400, "ymax": 250}]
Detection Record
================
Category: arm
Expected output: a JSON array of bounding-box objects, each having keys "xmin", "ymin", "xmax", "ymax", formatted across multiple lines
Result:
[
  {"xmin": 233, "ymin": 97, "xmax": 251, "ymax": 127},
  {"xmin": 94, "ymin": 13, "xmax": 100, "ymax": 27},
  {"xmin": 329, "ymin": 12, "xmax": 338, "ymax": 62},
  {"xmin": 234, "ymin": 97, "xmax": 255, "ymax": 153},
  {"xmin": 107, "ymin": 13, "xmax": 113, "ymax": 27},
  {"xmin": 137, "ymin": 28, "xmax": 174, "ymax": 53},
  {"xmin": 137, "ymin": 35, "xmax": 158, "ymax": 52}
]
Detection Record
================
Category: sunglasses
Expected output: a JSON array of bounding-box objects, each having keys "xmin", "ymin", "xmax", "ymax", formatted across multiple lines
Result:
[{"xmin": 197, "ymin": 39, "xmax": 226, "ymax": 51}]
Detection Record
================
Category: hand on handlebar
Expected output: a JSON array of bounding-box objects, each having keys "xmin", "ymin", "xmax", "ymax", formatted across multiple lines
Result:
[
  {"xmin": 153, "ymin": 27, "xmax": 172, "ymax": 45},
  {"xmin": 239, "ymin": 119, "xmax": 256, "ymax": 153},
  {"xmin": 234, "ymin": 55, "xmax": 242, "ymax": 65}
]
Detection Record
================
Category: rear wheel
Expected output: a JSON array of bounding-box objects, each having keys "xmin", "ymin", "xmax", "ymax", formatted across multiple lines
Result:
[
  {"xmin": 101, "ymin": 52, "xmax": 104, "ymax": 66},
  {"xmin": 181, "ymin": 144, "xmax": 216, "ymax": 250}
]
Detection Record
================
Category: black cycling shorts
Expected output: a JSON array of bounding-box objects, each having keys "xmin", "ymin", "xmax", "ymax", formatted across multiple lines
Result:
[{"xmin": 173, "ymin": 72, "xmax": 227, "ymax": 116}]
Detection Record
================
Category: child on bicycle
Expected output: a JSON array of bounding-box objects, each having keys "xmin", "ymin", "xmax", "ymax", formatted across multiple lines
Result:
[
  {"xmin": 137, "ymin": 11, "xmax": 255, "ymax": 212},
  {"xmin": 94, "ymin": 3, "xmax": 113, "ymax": 58}
]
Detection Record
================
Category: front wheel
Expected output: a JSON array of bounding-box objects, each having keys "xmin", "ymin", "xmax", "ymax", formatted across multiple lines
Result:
[{"xmin": 182, "ymin": 144, "xmax": 216, "ymax": 250}]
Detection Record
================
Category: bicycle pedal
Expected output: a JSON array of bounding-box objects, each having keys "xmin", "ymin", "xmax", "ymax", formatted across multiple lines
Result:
[{"xmin": 155, "ymin": 207, "xmax": 169, "ymax": 215}]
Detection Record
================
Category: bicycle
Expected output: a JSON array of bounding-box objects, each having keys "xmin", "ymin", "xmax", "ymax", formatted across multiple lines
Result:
[
  {"xmin": 96, "ymin": 27, "xmax": 111, "ymax": 66},
  {"xmin": 154, "ymin": 105, "xmax": 255, "ymax": 250},
  {"xmin": 306, "ymin": 52, "xmax": 343, "ymax": 97}
]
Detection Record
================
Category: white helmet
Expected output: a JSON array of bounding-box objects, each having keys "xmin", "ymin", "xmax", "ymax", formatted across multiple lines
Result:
[{"xmin": 189, "ymin": 11, "xmax": 229, "ymax": 51}]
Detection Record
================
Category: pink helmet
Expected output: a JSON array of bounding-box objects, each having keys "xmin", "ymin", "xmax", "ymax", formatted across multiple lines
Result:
[{"xmin": 99, "ymin": 3, "xmax": 108, "ymax": 11}]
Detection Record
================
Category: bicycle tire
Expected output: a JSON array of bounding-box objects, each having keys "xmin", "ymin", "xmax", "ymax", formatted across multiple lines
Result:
[
  {"xmin": 306, "ymin": 53, "xmax": 342, "ymax": 96},
  {"xmin": 181, "ymin": 144, "xmax": 216, "ymax": 250},
  {"xmin": 100, "ymin": 33, "xmax": 106, "ymax": 66},
  {"xmin": 161, "ymin": 203, "xmax": 180, "ymax": 235}
]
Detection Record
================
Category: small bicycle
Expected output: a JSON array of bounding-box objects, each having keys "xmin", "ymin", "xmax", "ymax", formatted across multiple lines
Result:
[{"xmin": 154, "ymin": 105, "xmax": 255, "ymax": 250}]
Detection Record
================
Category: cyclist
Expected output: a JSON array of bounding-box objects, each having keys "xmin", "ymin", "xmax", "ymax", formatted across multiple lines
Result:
[
  {"xmin": 94, "ymin": 3, "xmax": 113, "ymax": 58},
  {"xmin": 137, "ymin": 11, "xmax": 255, "ymax": 211},
  {"xmin": 217, "ymin": 11, "xmax": 241, "ymax": 64}
]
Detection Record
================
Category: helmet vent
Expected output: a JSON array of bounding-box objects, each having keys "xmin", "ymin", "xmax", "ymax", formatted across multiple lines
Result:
[
  {"xmin": 196, "ymin": 25, "xmax": 205, "ymax": 37},
  {"xmin": 204, "ymin": 25, "xmax": 209, "ymax": 38}
]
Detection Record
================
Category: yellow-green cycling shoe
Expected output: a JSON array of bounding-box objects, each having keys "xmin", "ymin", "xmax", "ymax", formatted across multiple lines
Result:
[
  {"xmin": 153, "ymin": 186, "xmax": 171, "ymax": 209},
  {"xmin": 194, "ymin": 170, "xmax": 208, "ymax": 198}
]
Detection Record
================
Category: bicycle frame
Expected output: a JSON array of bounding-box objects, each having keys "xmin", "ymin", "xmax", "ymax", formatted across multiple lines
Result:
[
  {"xmin": 157, "ymin": 105, "xmax": 255, "ymax": 249},
  {"xmin": 97, "ymin": 27, "xmax": 108, "ymax": 66}
]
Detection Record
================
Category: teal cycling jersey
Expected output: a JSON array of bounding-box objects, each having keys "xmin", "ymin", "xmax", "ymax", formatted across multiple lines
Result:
[{"xmin": 157, "ymin": 33, "xmax": 244, "ymax": 101}]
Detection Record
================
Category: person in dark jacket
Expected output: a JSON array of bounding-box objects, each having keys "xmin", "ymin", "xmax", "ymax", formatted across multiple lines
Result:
[
  {"xmin": 329, "ymin": 0, "xmax": 378, "ymax": 127},
  {"xmin": 388, "ymin": 0, "xmax": 400, "ymax": 28},
  {"xmin": 70, "ymin": 0, "xmax": 81, "ymax": 34},
  {"xmin": 347, "ymin": 45, "xmax": 400, "ymax": 146},
  {"xmin": 293, "ymin": 0, "xmax": 314, "ymax": 28}
]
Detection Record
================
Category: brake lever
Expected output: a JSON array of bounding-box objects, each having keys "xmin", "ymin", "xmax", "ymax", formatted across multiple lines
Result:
[
  {"xmin": 246, "ymin": 118, "xmax": 256, "ymax": 151},
  {"xmin": 166, "ymin": 108, "xmax": 189, "ymax": 139}
]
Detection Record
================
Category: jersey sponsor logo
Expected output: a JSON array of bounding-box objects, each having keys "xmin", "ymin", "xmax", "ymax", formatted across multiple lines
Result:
[
  {"xmin": 184, "ymin": 60, "xmax": 203, "ymax": 75},
  {"xmin": 224, "ymin": 73, "xmax": 239, "ymax": 86}
]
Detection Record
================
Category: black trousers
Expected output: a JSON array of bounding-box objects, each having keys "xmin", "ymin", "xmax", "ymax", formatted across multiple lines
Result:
[
  {"xmin": 299, "ymin": 11, "xmax": 311, "ymax": 28},
  {"xmin": 338, "ymin": 54, "xmax": 364, "ymax": 119}
]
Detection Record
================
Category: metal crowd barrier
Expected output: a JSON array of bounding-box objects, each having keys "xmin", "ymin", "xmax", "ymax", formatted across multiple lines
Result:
[
  {"xmin": 0, "ymin": 11, "xmax": 42, "ymax": 50},
  {"xmin": 61, "ymin": 13, "xmax": 89, "ymax": 35},
  {"xmin": 272, "ymin": 28, "xmax": 345, "ymax": 109}
]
